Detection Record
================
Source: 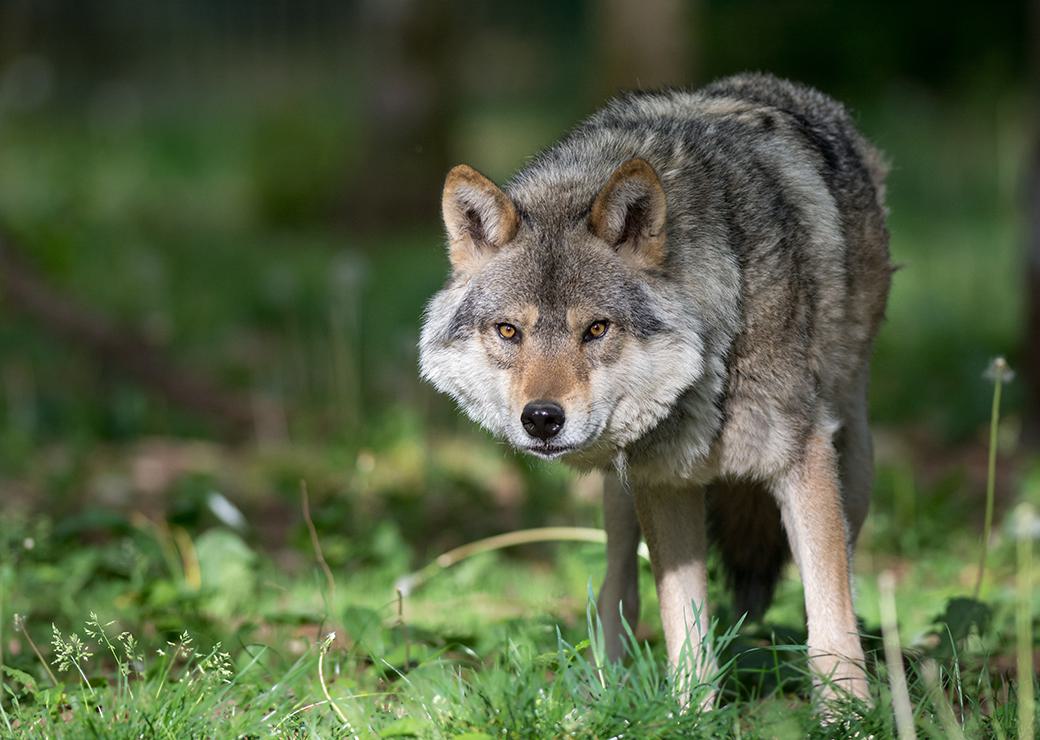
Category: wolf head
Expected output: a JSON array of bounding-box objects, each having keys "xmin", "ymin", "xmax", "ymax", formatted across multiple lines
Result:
[{"xmin": 419, "ymin": 158, "xmax": 706, "ymax": 463}]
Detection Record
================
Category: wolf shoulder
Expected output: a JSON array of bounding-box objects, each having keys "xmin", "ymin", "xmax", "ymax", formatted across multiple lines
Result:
[{"xmin": 586, "ymin": 73, "xmax": 887, "ymax": 199}]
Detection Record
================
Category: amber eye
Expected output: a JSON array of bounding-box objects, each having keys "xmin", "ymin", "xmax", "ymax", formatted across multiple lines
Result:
[
  {"xmin": 583, "ymin": 320, "xmax": 610, "ymax": 342},
  {"xmin": 497, "ymin": 323, "xmax": 519, "ymax": 342}
]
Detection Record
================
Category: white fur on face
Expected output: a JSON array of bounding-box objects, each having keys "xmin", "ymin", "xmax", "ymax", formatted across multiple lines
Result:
[
  {"xmin": 588, "ymin": 332, "xmax": 705, "ymax": 448},
  {"xmin": 419, "ymin": 287, "xmax": 512, "ymax": 440},
  {"xmin": 422, "ymin": 332, "xmax": 603, "ymax": 458},
  {"xmin": 422, "ymin": 335, "xmax": 706, "ymax": 469},
  {"xmin": 421, "ymin": 282, "xmax": 708, "ymax": 464},
  {"xmin": 533, "ymin": 330, "xmax": 709, "ymax": 466},
  {"xmin": 420, "ymin": 334, "xmax": 510, "ymax": 437}
]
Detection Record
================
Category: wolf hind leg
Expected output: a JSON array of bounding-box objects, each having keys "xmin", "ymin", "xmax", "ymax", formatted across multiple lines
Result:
[
  {"xmin": 836, "ymin": 381, "xmax": 873, "ymax": 547},
  {"xmin": 708, "ymin": 479, "xmax": 789, "ymax": 621},
  {"xmin": 597, "ymin": 474, "xmax": 641, "ymax": 662}
]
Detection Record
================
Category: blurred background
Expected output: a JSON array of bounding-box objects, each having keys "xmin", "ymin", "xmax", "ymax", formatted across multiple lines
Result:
[{"xmin": 0, "ymin": 0, "xmax": 1038, "ymax": 672}]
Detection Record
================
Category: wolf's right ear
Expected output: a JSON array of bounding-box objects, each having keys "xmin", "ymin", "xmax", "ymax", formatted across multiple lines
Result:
[
  {"xmin": 442, "ymin": 164, "xmax": 519, "ymax": 277},
  {"xmin": 589, "ymin": 158, "xmax": 667, "ymax": 270}
]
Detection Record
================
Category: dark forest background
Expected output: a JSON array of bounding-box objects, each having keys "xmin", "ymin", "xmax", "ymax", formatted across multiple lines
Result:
[{"xmin": 0, "ymin": 1, "xmax": 1035, "ymax": 457}]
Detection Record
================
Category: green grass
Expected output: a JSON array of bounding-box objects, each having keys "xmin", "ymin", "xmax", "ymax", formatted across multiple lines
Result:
[{"xmin": 1, "ymin": 430, "xmax": 1038, "ymax": 737}]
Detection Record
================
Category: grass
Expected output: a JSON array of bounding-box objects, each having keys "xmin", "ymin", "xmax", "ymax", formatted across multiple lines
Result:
[
  {"xmin": 0, "ymin": 560, "xmax": 1034, "ymax": 737},
  {"xmin": 1, "ymin": 415, "xmax": 1037, "ymax": 736}
]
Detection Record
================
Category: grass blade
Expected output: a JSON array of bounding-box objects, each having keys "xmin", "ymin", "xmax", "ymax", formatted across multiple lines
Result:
[
  {"xmin": 974, "ymin": 357, "xmax": 1011, "ymax": 599},
  {"xmin": 879, "ymin": 570, "xmax": 916, "ymax": 740},
  {"xmin": 1015, "ymin": 503, "xmax": 1035, "ymax": 740}
]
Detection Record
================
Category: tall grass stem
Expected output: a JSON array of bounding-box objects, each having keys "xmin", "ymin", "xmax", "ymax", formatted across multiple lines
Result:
[
  {"xmin": 0, "ymin": 564, "xmax": 8, "ymax": 733},
  {"xmin": 1015, "ymin": 503, "xmax": 1035, "ymax": 740},
  {"xmin": 974, "ymin": 357, "xmax": 1008, "ymax": 599},
  {"xmin": 301, "ymin": 480, "xmax": 336, "ymax": 598},
  {"xmin": 879, "ymin": 570, "xmax": 916, "ymax": 740},
  {"xmin": 14, "ymin": 616, "xmax": 57, "ymax": 687},
  {"xmin": 318, "ymin": 634, "xmax": 352, "ymax": 731},
  {"xmin": 921, "ymin": 660, "xmax": 965, "ymax": 740},
  {"xmin": 395, "ymin": 527, "xmax": 650, "ymax": 595}
]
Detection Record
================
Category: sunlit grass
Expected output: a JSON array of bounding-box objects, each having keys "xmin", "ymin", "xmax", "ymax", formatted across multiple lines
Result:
[{"xmin": 1, "ymin": 433, "xmax": 1037, "ymax": 737}]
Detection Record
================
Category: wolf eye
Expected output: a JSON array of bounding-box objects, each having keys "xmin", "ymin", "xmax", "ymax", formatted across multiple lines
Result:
[
  {"xmin": 583, "ymin": 320, "xmax": 610, "ymax": 342},
  {"xmin": 497, "ymin": 323, "xmax": 520, "ymax": 342}
]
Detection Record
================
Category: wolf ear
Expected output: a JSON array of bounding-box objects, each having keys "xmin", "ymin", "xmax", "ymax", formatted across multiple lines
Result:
[
  {"xmin": 442, "ymin": 164, "xmax": 519, "ymax": 276},
  {"xmin": 589, "ymin": 158, "xmax": 667, "ymax": 269}
]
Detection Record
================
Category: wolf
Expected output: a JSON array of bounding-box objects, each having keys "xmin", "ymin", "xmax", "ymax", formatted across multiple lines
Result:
[{"xmin": 419, "ymin": 73, "xmax": 891, "ymax": 705}]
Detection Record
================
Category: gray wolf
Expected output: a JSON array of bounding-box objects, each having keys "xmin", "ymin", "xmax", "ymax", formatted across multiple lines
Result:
[{"xmin": 419, "ymin": 73, "xmax": 892, "ymax": 705}]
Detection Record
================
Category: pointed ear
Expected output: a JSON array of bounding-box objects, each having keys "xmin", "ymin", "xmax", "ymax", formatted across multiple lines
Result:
[
  {"xmin": 589, "ymin": 158, "xmax": 667, "ymax": 269},
  {"xmin": 442, "ymin": 164, "xmax": 519, "ymax": 276}
]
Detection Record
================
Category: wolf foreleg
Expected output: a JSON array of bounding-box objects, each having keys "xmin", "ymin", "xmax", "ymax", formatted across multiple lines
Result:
[
  {"xmin": 634, "ymin": 483, "xmax": 716, "ymax": 709},
  {"xmin": 776, "ymin": 429, "xmax": 870, "ymax": 705},
  {"xmin": 597, "ymin": 474, "xmax": 642, "ymax": 662}
]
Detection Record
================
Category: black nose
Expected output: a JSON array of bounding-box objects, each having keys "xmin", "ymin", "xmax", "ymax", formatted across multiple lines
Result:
[{"xmin": 521, "ymin": 400, "xmax": 565, "ymax": 441}]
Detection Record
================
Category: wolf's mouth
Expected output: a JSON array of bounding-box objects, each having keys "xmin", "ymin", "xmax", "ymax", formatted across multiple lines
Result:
[{"xmin": 524, "ymin": 443, "xmax": 575, "ymax": 459}]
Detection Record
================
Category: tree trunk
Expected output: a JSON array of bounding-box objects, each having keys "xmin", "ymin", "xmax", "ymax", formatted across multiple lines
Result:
[
  {"xmin": 597, "ymin": 0, "xmax": 696, "ymax": 97},
  {"xmin": 1025, "ymin": 0, "xmax": 1040, "ymax": 442},
  {"xmin": 344, "ymin": 0, "xmax": 455, "ymax": 232}
]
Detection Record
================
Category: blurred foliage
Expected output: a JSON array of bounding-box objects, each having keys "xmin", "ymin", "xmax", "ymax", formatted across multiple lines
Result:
[{"xmin": 0, "ymin": 0, "xmax": 1032, "ymax": 455}]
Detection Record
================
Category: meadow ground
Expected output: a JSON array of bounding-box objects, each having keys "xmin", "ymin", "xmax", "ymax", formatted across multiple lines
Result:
[{"xmin": 1, "ymin": 419, "xmax": 1038, "ymax": 737}]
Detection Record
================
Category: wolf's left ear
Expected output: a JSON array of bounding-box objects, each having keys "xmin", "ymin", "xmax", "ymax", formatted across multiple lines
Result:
[
  {"xmin": 442, "ymin": 164, "xmax": 519, "ymax": 277},
  {"xmin": 589, "ymin": 158, "xmax": 667, "ymax": 269}
]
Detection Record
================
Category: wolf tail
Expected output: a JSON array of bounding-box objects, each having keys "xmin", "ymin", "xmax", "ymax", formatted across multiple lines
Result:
[
  {"xmin": 859, "ymin": 141, "xmax": 891, "ymax": 212},
  {"xmin": 707, "ymin": 479, "xmax": 790, "ymax": 621}
]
